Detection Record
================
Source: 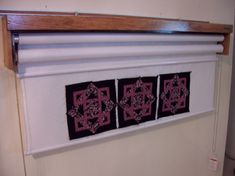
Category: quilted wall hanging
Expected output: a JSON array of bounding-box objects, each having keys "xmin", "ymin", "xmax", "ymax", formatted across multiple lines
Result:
[
  {"xmin": 158, "ymin": 72, "xmax": 190, "ymax": 118},
  {"xmin": 66, "ymin": 80, "xmax": 117, "ymax": 139},
  {"xmin": 65, "ymin": 74, "xmax": 192, "ymax": 140},
  {"xmin": 15, "ymin": 32, "xmax": 222, "ymax": 154},
  {"xmin": 118, "ymin": 77, "xmax": 157, "ymax": 128}
]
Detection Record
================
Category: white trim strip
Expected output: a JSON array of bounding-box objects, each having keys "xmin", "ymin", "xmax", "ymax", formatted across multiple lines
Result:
[{"xmin": 21, "ymin": 79, "xmax": 32, "ymax": 153}]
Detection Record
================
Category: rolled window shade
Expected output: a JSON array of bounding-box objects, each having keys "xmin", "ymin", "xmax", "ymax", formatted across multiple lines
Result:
[
  {"xmin": 19, "ymin": 33, "xmax": 224, "ymax": 45},
  {"xmin": 18, "ymin": 44, "xmax": 223, "ymax": 64},
  {"xmin": 16, "ymin": 32, "xmax": 221, "ymax": 154},
  {"xmin": 17, "ymin": 33, "xmax": 224, "ymax": 64}
]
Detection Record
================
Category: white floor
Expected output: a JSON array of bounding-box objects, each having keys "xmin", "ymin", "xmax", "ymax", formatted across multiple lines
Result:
[{"xmin": 223, "ymin": 156, "xmax": 235, "ymax": 176}]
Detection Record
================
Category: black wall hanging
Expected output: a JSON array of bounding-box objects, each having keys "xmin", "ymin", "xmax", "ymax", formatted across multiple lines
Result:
[
  {"xmin": 118, "ymin": 77, "xmax": 157, "ymax": 128},
  {"xmin": 158, "ymin": 72, "xmax": 190, "ymax": 118},
  {"xmin": 66, "ymin": 80, "xmax": 117, "ymax": 140}
]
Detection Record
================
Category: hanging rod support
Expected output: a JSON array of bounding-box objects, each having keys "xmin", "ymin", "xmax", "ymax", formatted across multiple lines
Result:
[{"xmin": 12, "ymin": 33, "xmax": 19, "ymax": 65}]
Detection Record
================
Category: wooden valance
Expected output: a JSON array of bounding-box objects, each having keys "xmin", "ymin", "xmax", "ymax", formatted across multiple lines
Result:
[{"xmin": 0, "ymin": 10, "xmax": 233, "ymax": 70}]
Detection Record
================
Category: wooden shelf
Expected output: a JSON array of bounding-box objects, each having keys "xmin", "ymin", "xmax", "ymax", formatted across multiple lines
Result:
[
  {"xmin": 5, "ymin": 14, "xmax": 233, "ymax": 33},
  {"xmin": 0, "ymin": 11, "xmax": 233, "ymax": 70}
]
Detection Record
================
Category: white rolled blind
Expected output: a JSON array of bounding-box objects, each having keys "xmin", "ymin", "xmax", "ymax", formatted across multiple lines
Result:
[
  {"xmin": 18, "ymin": 33, "xmax": 224, "ymax": 64},
  {"xmin": 19, "ymin": 33, "xmax": 224, "ymax": 45},
  {"xmin": 17, "ymin": 33, "xmax": 224, "ymax": 78},
  {"xmin": 17, "ymin": 32, "xmax": 221, "ymax": 154}
]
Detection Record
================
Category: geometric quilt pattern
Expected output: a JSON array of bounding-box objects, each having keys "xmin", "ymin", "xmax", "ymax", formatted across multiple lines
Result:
[
  {"xmin": 66, "ymin": 80, "xmax": 117, "ymax": 140},
  {"xmin": 65, "ymin": 73, "xmax": 190, "ymax": 140},
  {"xmin": 158, "ymin": 72, "xmax": 190, "ymax": 118},
  {"xmin": 118, "ymin": 77, "xmax": 157, "ymax": 128}
]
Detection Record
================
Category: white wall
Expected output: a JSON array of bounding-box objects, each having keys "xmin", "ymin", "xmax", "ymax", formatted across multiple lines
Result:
[{"xmin": 0, "ymin": 1, "xmax": 234, "ymax": 176}]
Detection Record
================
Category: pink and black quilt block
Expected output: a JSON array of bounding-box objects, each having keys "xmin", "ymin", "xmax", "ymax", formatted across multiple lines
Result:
[
  {"xmin": 158, "ymin": 72, "xmax": 190, "ymax": 118},
  {"xmin": 118, "ymin": 77, "xmax": 157, "ymax": 128},
  {"xmin": 66, "ymin": 80, "xmax": 117, "ymax": 140}
]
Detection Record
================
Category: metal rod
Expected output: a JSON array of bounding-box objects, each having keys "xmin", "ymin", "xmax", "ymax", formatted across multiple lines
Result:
[{"xmin": 12, "ymin": 34, "xmax": 19, "ymax": 65}]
